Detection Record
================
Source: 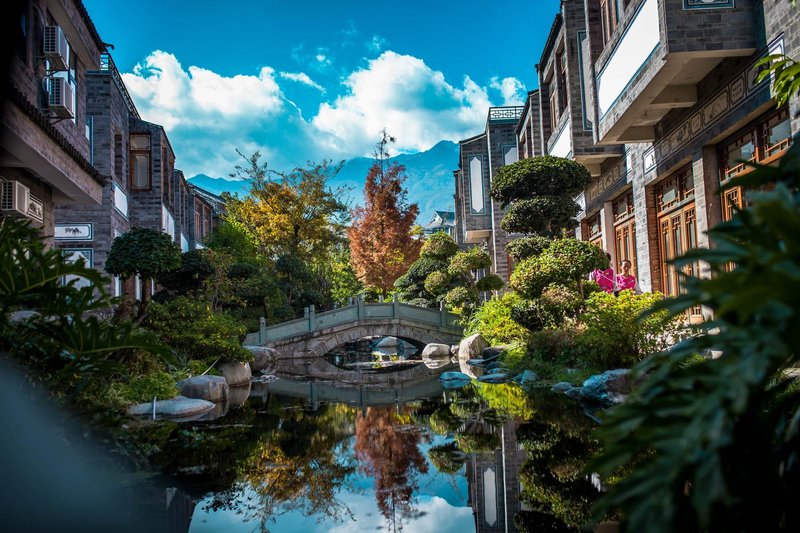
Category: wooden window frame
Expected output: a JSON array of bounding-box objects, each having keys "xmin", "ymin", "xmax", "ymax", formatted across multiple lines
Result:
[{"xmin": 129, "ymin": 134, "xmax": 152, "ymax": 191}]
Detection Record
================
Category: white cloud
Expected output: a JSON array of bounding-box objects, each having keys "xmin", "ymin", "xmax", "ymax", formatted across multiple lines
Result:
[
  {"xmin": 120, "ymin": 49, "xmax": 518, "ymax": 178},
  {"xmin": 121, "ymin": 50, "xmax": 296, "ymax": 177},
  {"xmin": 279, "ymin": 71, "xmax": 326, "ymax": 93},
  {"xmin": 123, "ymin": 50, "xmax": 283, "ymax": 131},
  {"xmin": 311, "ymin": 51, "xmax": 495, "ymax": 157},
  {"xmin": 490, "ymin": 76, "xmax": 526, "ymax": 106},
  {"xmin": 368, "ymin": 35, "xmax": 388, "ymax": 52}
]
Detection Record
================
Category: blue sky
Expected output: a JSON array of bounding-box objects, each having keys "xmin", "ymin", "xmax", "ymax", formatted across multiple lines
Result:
[{"xmin": 84, "ymin": 0, "xmax": 561, "ymax": 178}]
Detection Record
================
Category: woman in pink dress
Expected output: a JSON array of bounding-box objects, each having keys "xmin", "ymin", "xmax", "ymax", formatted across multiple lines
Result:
[
  {"xmin": 616, "ymin": 259, "xmax": 641, "ymax": 294},
  {"xmin": 590, "ymin": 253, "xmax": 616, "ymax": 293}
]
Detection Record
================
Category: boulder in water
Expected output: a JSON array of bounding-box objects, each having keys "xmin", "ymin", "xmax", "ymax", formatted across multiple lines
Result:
[
  {"xmin": 219, "ymin": 361, "xmax": 252, "ymax": 387},
  {"xmin": 477, "ymin": 373, "xmax": 510, "ymax": 384},
  {"xmin": 439, "ymin": 371, "xmax": 472, "ymax": 389},
  {"xmin": 244, "ymin": 346, "xmax": 277, "ymax": 373},
  {"xmin": 127, "ymin": 396, "xmax": 216, "ymax": 420},
  {"xmin": 422, "ymin": 343, "xmax": 450, "ymax": 357},
  {"xmin": 551, "ymin": 381, "xmax": 574, "ymax": 393},
  {"xmin": 177, "ymin": 375, "xmax": 229, "ymax": 403}
]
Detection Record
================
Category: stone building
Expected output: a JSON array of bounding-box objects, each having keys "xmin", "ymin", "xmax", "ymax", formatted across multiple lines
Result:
[
  {"xmin": 1, "ymin": 0, "xmax": 107, "ymax": 238},
  {"xmin": 453, "ymin": 106, "xmax": 524, "ymax": 283},
  {"xmin": 455, "ymin": 0, "xmax": 799, "ymax": 315}
]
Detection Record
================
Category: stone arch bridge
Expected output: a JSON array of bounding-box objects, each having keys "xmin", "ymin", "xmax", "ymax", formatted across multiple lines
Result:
[{"xmin": 245, "ymin": 299, "xmax": 464, "ymax": 384}]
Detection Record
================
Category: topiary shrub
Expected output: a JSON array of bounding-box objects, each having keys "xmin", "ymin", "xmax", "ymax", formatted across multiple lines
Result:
[
  {"xmin": 420, "ymin": 231, "xmax": 460, "ymax": 259},
  {"xmin": 500, "ymin": 196, "xmax": 580, "ymax": 235},
  {"xmin": 476, "ymin": 273, "xmax": 504, "ymax": 292},
  {"xmin": 507, "ymin": 235, "xmax": 552, "ymax": 262},
  {"xmin": 424, "ymin": 271, "xmax": 450, "ymax": 294},
  {"xmin": 511, "ymin": 238, "xmax": 608, "ymax": 299},
  {"xmin": 448, "ymin": 247, "xmax": 492, "ymax": 276},
  {"xmin": 158, "ymin": 249, "xmax": 216, "ymax": 295},
  {"xmin": 445, "ymin": 285, "xmax": 479, "ymax": 311}
]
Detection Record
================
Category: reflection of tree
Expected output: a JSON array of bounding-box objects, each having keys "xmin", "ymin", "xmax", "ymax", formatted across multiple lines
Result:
[
  {"xmin": 354, "ymin": 406, "xmax": 428, "ymax": 531},
  {"xmin": 241, "ymin": 403, "xmax": 357, "ymax": 530},
  {"xmin": 515, "ymin": 391, "xmax": 601, "ymax": 532},
  {"xmin": 427, "ymin": 441, "xmax": 466, "ymax": 475}
]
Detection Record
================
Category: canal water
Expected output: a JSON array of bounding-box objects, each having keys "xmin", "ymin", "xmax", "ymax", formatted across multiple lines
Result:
[{"xmin": 132, "ymin": 369, "xmax": 603, "ymax": 533}]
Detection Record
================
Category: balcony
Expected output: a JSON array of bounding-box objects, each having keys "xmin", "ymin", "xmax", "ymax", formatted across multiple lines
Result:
[
  {"xmin": 593, "ymin": 0, "xmax": 757, "ymax": 144},
  {"xmin": 488, "ymin": 106, "xmax": 524, "ymax": 124}
]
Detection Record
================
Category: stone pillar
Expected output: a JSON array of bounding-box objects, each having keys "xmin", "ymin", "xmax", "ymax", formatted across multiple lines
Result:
[
  {"xmin": 600, "ymin": 201, "xmax": 616, "ymax": 268},
  {"xmin": 308, "ymin": 305, "xmax": 316, "ymax": 331},
  {"xmin": 393, "ymin": 293, "xmax": 399, "ymax": 318}
]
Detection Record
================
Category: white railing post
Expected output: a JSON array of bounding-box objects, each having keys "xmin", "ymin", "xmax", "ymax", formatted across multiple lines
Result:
[
  {"xmin": 393, "ymin": 294, "xmax": 399, "ymax": 319},
  {"xmin": 309, "ymin": 305, "xmax": 316, "ymax": 331},
  {"xmin": 357, "ymin": 296, "xmax": 364, "ymax": 322},
  {"xmin": 440, "ymin": 301, "xmax": 447, "ymax": 326},
  {"xmin": 259, "ymin": 316, "xmax": 266, "ymax": 344}
]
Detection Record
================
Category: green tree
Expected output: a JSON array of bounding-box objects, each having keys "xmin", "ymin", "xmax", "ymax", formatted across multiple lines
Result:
[
  {"xmin": 104, "ymin": 227, "xmax": 182, "ymax": 310},
  {"xmin": 490, "ymin": 156, "xmax": 591, "ymax": 236},
  {"xmin": 224, "ymin": 151, "xmax": 349, "ymax": 261}
]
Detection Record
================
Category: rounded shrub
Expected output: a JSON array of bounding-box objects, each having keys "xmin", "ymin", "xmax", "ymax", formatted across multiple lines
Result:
[
  {"xmin": 490, "ymin": 156, "xmax": 592, "ymax": 207},
  {"xmin": 507, "ymin": 236, "xmax": 552, "ymax": 261},
  {"xmin": 476, "ymin": 273, "xmax": 504, "ymax": 292},
  {"xmin": 424, "ymin": 270, "xmax": 450, "ymax": 294},
  {"xmin": 420, "ymin": 232, "xmax": 460, "ymax": 259},
  {"xmin": 465, "ymin": 291, "xmax": 529, "ymax": 345}
]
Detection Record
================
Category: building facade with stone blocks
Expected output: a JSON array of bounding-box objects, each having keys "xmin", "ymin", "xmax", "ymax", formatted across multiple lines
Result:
[
  {"xmin": 538, "ymin": 0, "xmax": 798, "ymax": 323},
  {"xmin": 516, "ymin": 90, "xmax": 543, "ymax": 161},
  {"xmin": 453, "ymin": 106, "xmax": 524, "ymax": 283},
  {"xmin": 1, "ymin": 0, "xmax": 107, "ymax": 239},
  {"xmin": 53, "ymin": 51, "xmax": 139, "ymax": 297}
]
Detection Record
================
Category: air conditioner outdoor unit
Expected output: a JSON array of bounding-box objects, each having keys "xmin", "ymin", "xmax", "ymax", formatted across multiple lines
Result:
[
  {"xmin": 43, "ymin": 26, "xmax": 69, "ymax": 71},
  {"xmin": 1, "ymin": 180, "xmax": 32, "ymax": 218},
  {"xmin": 48, "ymin": 77, "xmax": 74, "ymax": 119}
]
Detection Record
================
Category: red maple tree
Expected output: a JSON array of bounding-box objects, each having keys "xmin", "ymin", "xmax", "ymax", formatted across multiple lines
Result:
[{"xmin": 349, "ymin": 131, "xmax": 422, "ymax": 297}]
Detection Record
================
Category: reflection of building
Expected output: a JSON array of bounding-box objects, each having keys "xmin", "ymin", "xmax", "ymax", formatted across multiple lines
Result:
[
  {"xmin": 466, "ymin": 418, "xmax": 527, "ymax": 532},
  {"xmin": 133, "ymin": 485, "xmax": 197, "ymax": 533},
  {"xmin": 423, "ymin": 210, "xmax": 455, "ymax": 237}
]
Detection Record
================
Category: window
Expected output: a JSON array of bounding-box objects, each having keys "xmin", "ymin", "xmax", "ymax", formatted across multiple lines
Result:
[
  {"xmin": 600, "ymin": 0, "xmax": 618, "ymax": 45},
  {"xmin": 587, "ymin": 212, "xmax": 602, "ymax": 245},
  {"xmin": 655, "ymin": 168, "xmax": 701, "ymax": 320},
  {"xmin": 719, "ymin": 107, "xmax": 792, "ymax": 222},
  {"xmin": 613, "ymin": 191, "xmax": 637, "ymax": 277},
  {"xmin": 85, "ymin": 116, "xmax": 93, "ymax": 165},
  {"xmin": 557, "ymin": 50, "xmax": 568, "ymax": 115},
  {"xmin": 129, "ymin": 134, "xmax": 151, "ymax": 190},
  {"xmin": 549, "ymin": 78, "xmax": 558, "ymax": 131},
  {"xmin": 194, "ymin": 201, "xmax": 203, "ymax": 240}
]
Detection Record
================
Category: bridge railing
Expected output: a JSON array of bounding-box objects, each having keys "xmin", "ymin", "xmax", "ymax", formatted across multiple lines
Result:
[{"xmin": 259, "ymin": 296, "xmax": 462, "ymax": 344}]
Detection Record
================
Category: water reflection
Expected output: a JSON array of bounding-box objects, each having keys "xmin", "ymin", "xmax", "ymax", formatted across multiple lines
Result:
[
  {"xmin": 326, "ymin": 335, "xmax": 423, "ymax": 371},
  {"xmin": 129, "ymin": 376, "xmax": 604, "ymax": 532}
]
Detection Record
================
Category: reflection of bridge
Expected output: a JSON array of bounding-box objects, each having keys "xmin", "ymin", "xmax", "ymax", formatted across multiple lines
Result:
[
  {"xmin": 250, "ymin": 375, "xmax": 447, "ymax": 411},
  {"xmin": 245, "ymin": 298, "xmax": 464, "ymax": 383}
]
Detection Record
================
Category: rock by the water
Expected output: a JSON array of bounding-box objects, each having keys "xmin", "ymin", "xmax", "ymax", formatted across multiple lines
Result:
[
  {"xmin": 127, "ymin": 396, "xmax": 215, "ymax": 419},
  {"xmin": 244, "ymin": 346, "xmax": 277, "ymax": 373},
  {"xmin": 564, "ymin": 387, "xmax": 585, "ymax": 400},
  {"xmin": 514, "ymin": 370, "xmax": 539, "ymax": 386},
  {"xmin": 439, "ymin": 371, "xmax": 472, "ymax": 389},
  {"xmin": 485, "ymin": 361, "xmax": 504, "ymax": 371},
  {"xmin": 579, "ymin": 369, "xmax": 633, "ymax": 405},
  {"xmin": 422, "ymin": 345, "xmax": 451, "ymax": 369},
  {"xmin": 177, "ymin": 375, "xmax": 229, "ymax": 403},
  {"xmin": 219, "ymin": 361, "xmax": 252, "ymax": 387},
  {"xmin": 450, "ymin": 345, "xmax": 460, "ymax": 356},
  {"xmin": 422, "ymin": 343, "xmax": 451, "ymax": 357},
  {"xmin": 477, "ymin": 373, "xmax": 510, "ymax": 384},
  {"xmin": 482, "ymin": 346, "xmax": 507, "ymax": 359},
  {"xmin": 466, "ymin": 358, "xmax": 486, "ymax": 367},
  {"xmin": 458, "ymin": 334, "xmax": 488, "ymax": 378},
  {"xmin": 551, "ymin": 381, "xmax": 574, "ymax": 393},
  {"xmin": 486, "ymin": 367, "xmax": 507, "ymax": 375},
  {"xmin": 603, "ymin": 369, "xmax": 646, "ymax": 395}
]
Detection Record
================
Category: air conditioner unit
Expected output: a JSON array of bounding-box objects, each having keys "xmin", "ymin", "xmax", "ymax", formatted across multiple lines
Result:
[
  {"xmin": 48, "ymin": 77, "xmax": 74, "ymax": 119},
  {"xmin": 43, "ymin": 26, "xmax": 69, "ymax": 71},
  {"xmin": 1, "ymin": 180, "xmax": 32, "ymax": 218}
]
